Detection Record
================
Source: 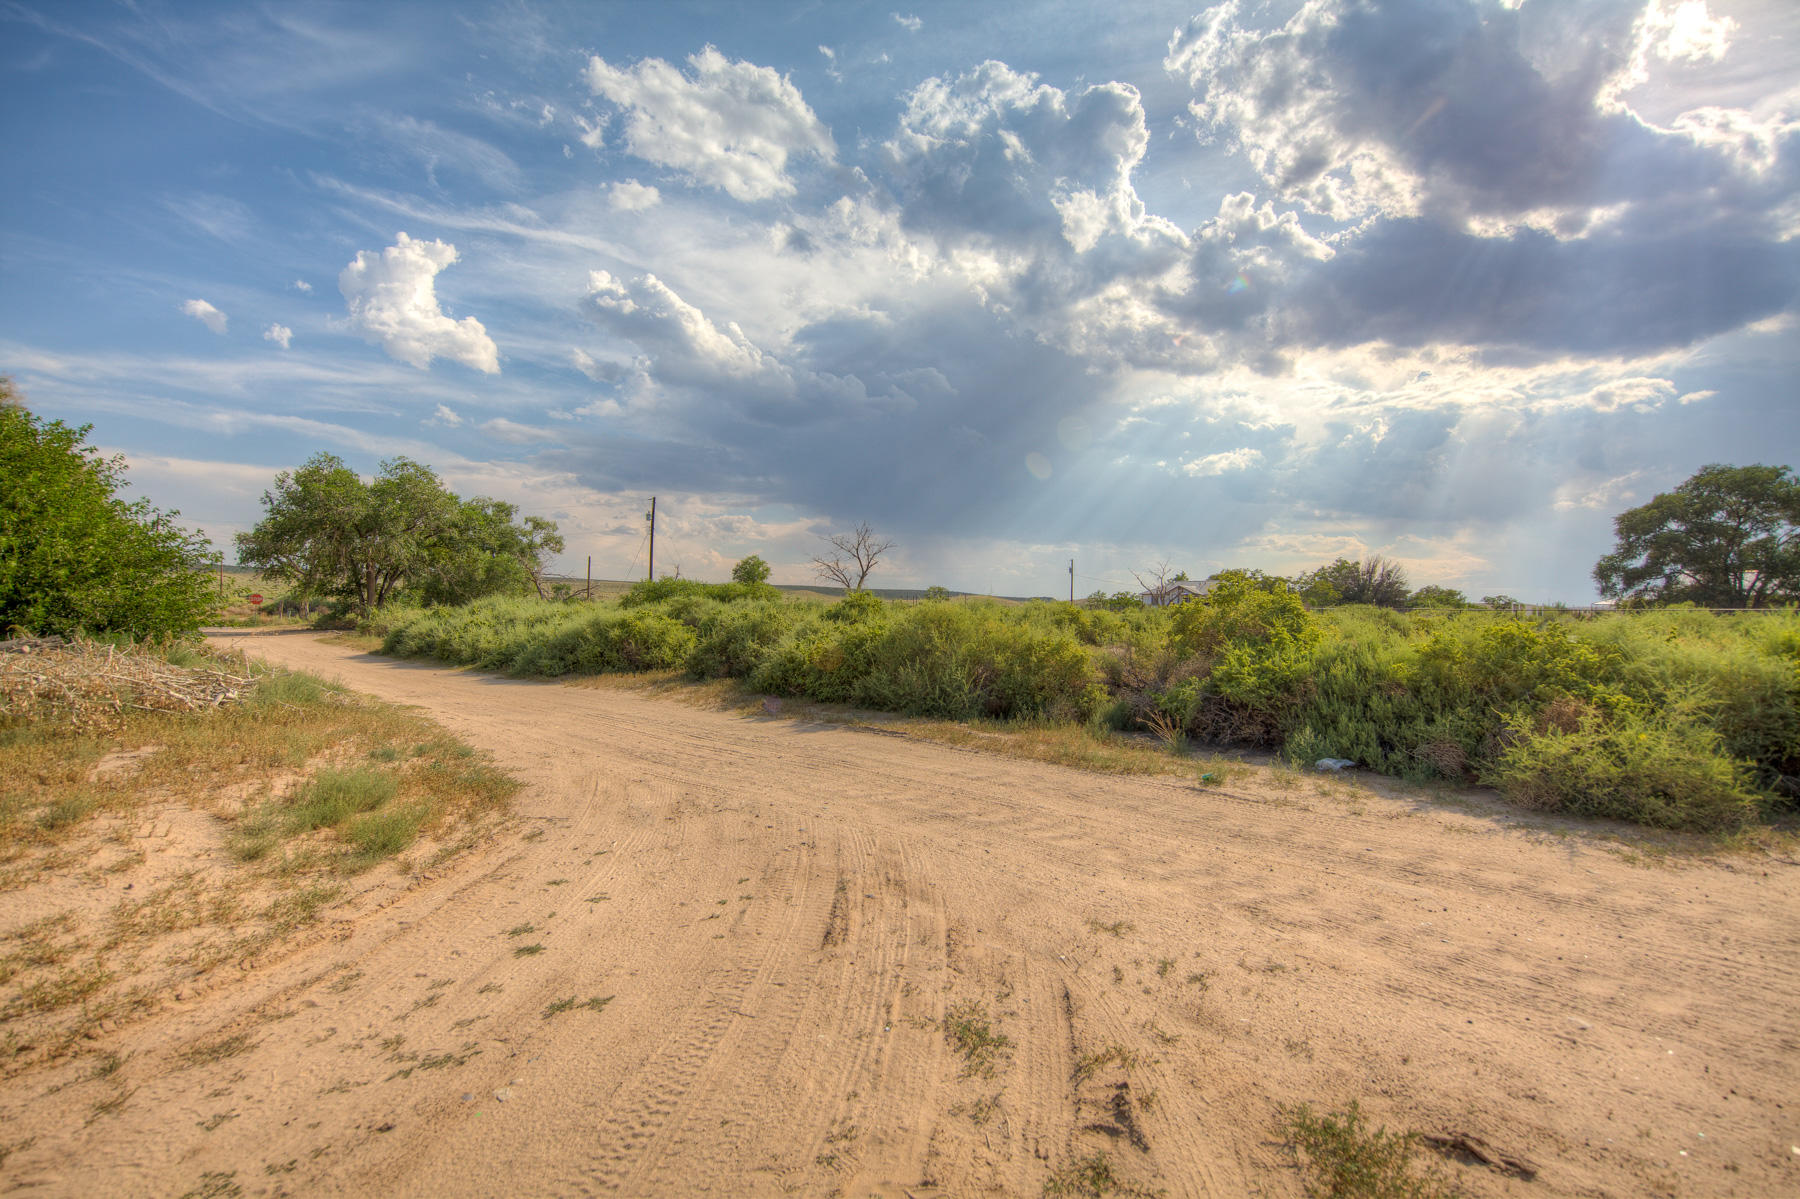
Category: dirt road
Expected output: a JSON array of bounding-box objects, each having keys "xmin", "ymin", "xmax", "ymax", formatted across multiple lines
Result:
[{"xmin": 5, "ymin": 631, "xmax": 1797, "ymax": 1198}]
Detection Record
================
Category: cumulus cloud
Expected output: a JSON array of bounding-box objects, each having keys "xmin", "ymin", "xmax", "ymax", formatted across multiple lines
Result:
[
  {"xmin": 608, "ymin": 179, "xmax": 662, "ymax": 210},
  {"xmin": 262, "ymin": 322, "xmax": 292, "ymax": 348},
  {"xmin": 582, "ymin": 268, "xmax": 873, "ymax": 422},
  {"xmin": 892, "ymin": 12, "xmax": 922, "ymax": 32},
  {"xmin": 180, "ymin": 298, "xmax": 228, "ymax": 334},
  {"xmin": 292, "ymin": 279, "xmax": 312, "ymax": 293},
  {"xmin": 1182, "ymin": 447, "xmax": 1262, "ymax": 476},
  {"xmin": 584, "ymin": 47, "xmax": 835, "ymax": 202},
  {"xmin": 425, "ymin": 403, "xmax": 462, "ymax": 427},
  {"xmin": 338, "ymin": 232, "xmax": 499, "ymax": 373}
]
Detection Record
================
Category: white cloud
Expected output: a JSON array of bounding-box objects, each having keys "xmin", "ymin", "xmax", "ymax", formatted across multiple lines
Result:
[
  {"xmin": 586, "ymin": 268, "xmax": 791, "ymax": 389},
  {"xmin": 292, "ymin": 279, "xmax": 312, "ymax": 293},
  {"xmin": 425, "ymin": 403, "xmax": 462, "ymax": 427},
  {"xmin": 262, "ymin": 322, "xmax": 292, "ymax": 348},
  {"xmin": 584, "ymin": 46, "xmax": 835, "ymax": 202},
  {"xmin": 1181, "ymin": 447, "xmax": 1262, "ymax": 477},
  {"xmin": 180, "ymin": 298, "xmax": 228, "ymax": 334},
  {"xmin": 608, "ymin": 179, "xmax": 662, "ymax": 210},
  {"xmin": 338, "ymin": 232, "xmax": 499, "ymax": 373},
  {"xmin": 892, "ymin": 12, "xmax": 922, "ymax": 32},
  {"xmin": 479, "ymin": 416, "xmax": 557, "ymax": 444},
  {"xmin": 1553, "ymin": 471, "xmax": 1644, "ymax": 512},
  {"xmin": 1641, "ymin": 0, "xmax": 1736, "ymax": 66}
]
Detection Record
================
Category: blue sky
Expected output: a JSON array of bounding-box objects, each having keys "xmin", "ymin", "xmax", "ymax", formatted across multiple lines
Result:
[{"xmin": 4, "ymin": 0, "xmax": 1795, "ymax": 601}]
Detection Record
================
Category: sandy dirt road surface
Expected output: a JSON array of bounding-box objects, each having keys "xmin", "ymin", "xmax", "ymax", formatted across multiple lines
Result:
[{"xmin": 4, "ymin": 630, "xmax": 1798, "ymax": 1198}]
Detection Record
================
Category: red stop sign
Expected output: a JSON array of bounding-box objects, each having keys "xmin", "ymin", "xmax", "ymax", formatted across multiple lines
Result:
[{"xmin": 249, "ymin": 594, "xmax": 263, "ymax": 605}]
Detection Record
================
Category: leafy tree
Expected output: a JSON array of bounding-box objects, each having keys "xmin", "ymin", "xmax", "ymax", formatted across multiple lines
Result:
[
  {"xmin": 237, "ymin": 453, "xmax": 560, "ymax": 612},
  {"xmin": 415, "ymin": 499, "xmax": 562, "ymax": 605},
  {"xmin": 1408, "ymin": 585, "xmax": 1469, "ymax": 608},
  {"xmin": 731, "ymin": 554, "xmax": 771, "ymax": 585},
  {"xmin": 1298, "ymin": 556, "xmax": 1411, "ymax": 608},
  {"xmin": 1481, "ymin": 594, "xmax": 1523, "ymax": 610},
  {"xmin": 0, "ymin": 383, "xmax": 216, "ymax": 638},
  {"xmin": 922, "ymin": 584, "xmax": 952, "ymax": 601},
  {"xmin": 1084, "ymin": 589, "xmax": 1144, "ymax": 611},
  {"xmin": 1208, "ymin": 568, "xmax": 1293, "ymax": 594},
  {"xmin": 1594, "ymin": 464, "xmax": 1800, "ymax": 607}
]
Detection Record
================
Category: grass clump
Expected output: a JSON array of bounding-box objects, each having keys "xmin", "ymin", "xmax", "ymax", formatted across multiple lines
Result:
[
  {"xmin": 285, "ymin": 768, "xmax": 398, "ymax": 833},
  {"xmin": 1281, "ymin": 1102, "xmax": 1460, "ymax": 1199}
]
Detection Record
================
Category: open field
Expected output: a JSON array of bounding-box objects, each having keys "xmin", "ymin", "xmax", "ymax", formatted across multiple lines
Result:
[{"xmin": 1, "ymin": 630, "xmax": 1793, "ymax": 1197}]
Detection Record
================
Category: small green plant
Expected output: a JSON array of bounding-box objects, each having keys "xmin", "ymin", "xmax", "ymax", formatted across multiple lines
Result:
[
  {"xmin": 1043, "ymin": 1150, "xmax": 1161, "ymax": 1197},
  {"xmin": 1072, "ymin": 1044, "xmax": 1141, "ymax": 1085},
  {"xmin": 943, "ymin": 1001, "xmax": 1012, "ymax": 1078},
  {"xmin": 513, "ymin": 943, "xmax": 545, "ymax": 957},
  {"xmin": 1280, "ymin": 1101, "xmax": 1460, "ymax": 1198}
]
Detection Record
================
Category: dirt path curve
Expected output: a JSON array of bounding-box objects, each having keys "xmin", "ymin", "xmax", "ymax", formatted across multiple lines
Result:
[{"xmin": 6, "ymin": 631, "xmax": 1797, "ymax": 1198}]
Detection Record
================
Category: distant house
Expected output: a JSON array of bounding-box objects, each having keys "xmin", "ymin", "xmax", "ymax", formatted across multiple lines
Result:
[{"xmin": 1138, "ymin": 578, "xmax": 1217, "ymax": 607}]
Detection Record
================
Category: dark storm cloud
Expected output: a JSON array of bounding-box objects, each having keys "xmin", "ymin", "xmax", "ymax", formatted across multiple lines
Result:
[
  {"xmin": 1287, "ymin": 215, "xmax": 1800, "ymax": 356},
  {"xmin": 1162, "ymin": 0, "xmax": 1800, "ymax": 361}
]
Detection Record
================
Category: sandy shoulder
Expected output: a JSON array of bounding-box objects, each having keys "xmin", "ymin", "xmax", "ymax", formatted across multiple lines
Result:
[{"xmin": 2, "ymin": 630, "xmax": 1794, "ymax": 1198}]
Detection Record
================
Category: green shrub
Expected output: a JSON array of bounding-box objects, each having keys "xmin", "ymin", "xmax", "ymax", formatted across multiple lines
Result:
[
  {"xmin": 618, "ymin": 577, "xmax": 779, "ymax": 608},
  {"xmin": 685, "ymin": 601, "xmax": 815, "ymax": 679},
  {"xmin": 372, "ymin": 588, "xmax": 1798, "ymax": 833},
  {"xmin": 0, "ymin": 393, "xmax": 217, "ymax": 639},
  {"xmin": 1486, "ymin": 697, "xmax": 1760, "ymax": 830}
]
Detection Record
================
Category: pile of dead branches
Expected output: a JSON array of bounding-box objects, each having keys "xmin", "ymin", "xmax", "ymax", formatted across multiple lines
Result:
[{"xmin": 0, "ymin": 635, "xmax": 260, "ymax": 730}]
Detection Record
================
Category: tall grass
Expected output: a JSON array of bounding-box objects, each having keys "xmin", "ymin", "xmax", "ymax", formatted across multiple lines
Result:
[{"xmin": 373, "ymin": 585, "xmax": 1800, "ymax": 834}]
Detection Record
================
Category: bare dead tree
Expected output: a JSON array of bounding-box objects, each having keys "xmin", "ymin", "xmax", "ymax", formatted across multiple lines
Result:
[
  {"xmin": 1131, "ymin": 560, "xmax": 1180, "ymax": 604},
  {"xmin": 812, "ymin": 522, "xmax": 893, "ymax": 591}
]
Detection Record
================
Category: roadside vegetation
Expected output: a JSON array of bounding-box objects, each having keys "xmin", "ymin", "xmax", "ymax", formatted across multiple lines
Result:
[
  {"xmin": 0, "ymin": 636, "xmax": 517, "ymax": 1075},
  {"xmin": 366, "ymin": 573, "xmax": 1798, "ymax": 836}
]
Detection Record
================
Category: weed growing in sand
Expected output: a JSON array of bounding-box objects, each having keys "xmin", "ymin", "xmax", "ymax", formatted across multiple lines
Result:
[
  {"xmin": 1072, "ymin": 1044, "xmax": 1142, "ymax": 1085},
  {"xmin": 943, "ymin": 1000, "xmax": 1012, "ymax": 1078},
  {"xmin": 543, "ymin": 995, "xmax": 613, "ymax": 1019},
  {"xmin": 1088, "ymin": 918, "xmax": 1134, "ymax": 938},
  {"xmin": 1042, "ymin": 1150, "xmax": 1162, "ymax": 1197},
  {"xmin": 513, "ymin": 943, "xmax": 545, "ymax": 957},
  {"xmin": 178, "ymin": 1170, "xmax": 242, "ymax": 1199},
  {"xmin": 180, "ymin": 1033, "xmax": 257, "ymax": 1067},
  {"xmin": 1280, "ymin": 1101, "xmax": 1461, "ymax": 1199}
]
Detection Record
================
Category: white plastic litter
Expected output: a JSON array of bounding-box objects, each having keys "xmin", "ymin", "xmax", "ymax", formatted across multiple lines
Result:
[{"xmin": 1314, "ymin": 758, "xmax": 1356, "ymax": 771}]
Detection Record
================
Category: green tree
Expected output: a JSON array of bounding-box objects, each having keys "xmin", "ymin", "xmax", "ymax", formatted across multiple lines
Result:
[
  {"xmin": 237, "ymin": 453, "xmax": 560, "ymax": 612},
  {"xmin": 0, "ymin": 383, "xmax": 216, "ymax": 638},
  {"xmin": 1298, "ymin": 556, "xmax": 1411, "ymax": 608},
  {"xmin": 731, "ymin": 554, "xmax": 771, "ymax": 585},
  {"xmin": 1594, "ymin": 464, "xmax": 1800, "ymax": 607},
  {"xmin": 1408, "ymin": 585, "xmax": 1469, "ymax": 608}
]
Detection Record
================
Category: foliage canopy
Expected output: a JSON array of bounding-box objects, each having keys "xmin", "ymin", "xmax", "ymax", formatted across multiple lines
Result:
[
  {"xmin": 0, "ymin": 385, "xmax": 216, "ymax": 638},
  {"xmin": 1594, "ymin": 463, "xmax": 1799, "ymax": 607},
  {"xmin": 235, "ymin": 452, "xmax": 561, "ymax": 612}
]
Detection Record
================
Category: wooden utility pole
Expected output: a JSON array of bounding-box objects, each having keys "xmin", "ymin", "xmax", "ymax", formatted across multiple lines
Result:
[
  {"xmin": 1069, "ymin": 558, "xmax": 1074, "ymax": 604},
  {"xmin": 646, "ymin": 496, "xmax": 656, "ymax": 581},
  {"xmin": 586, "ymin": 555, "xmax": 592, "ymax": 599}
]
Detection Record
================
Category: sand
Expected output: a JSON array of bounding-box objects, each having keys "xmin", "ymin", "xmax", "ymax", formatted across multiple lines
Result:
[{"xmin": 2, "ymin": 629, "xmax": 1795, "ymax": 1197}]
